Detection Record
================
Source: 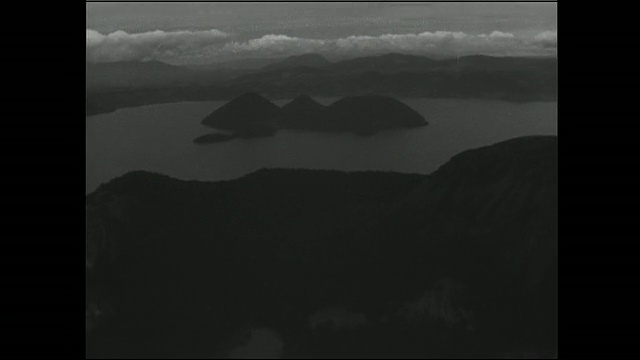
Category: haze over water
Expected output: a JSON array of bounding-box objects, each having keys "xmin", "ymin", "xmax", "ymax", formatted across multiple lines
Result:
[{"xmin": 86, "ymin": 98, "xmax": 557, "ymax": 194}]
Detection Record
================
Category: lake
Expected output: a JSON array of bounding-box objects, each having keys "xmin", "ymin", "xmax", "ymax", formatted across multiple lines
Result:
[{"xmin": 86, "ymin": 98, "xmax": 557, "ymax": 194}]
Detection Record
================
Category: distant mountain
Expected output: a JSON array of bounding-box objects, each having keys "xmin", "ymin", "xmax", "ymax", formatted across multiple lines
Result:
[
  {"xmin": 263, "ymin": 53, "xmax": 331, "ymax": 71},
  {"xmin": 327, "ymin": 52, "xmax": 441, "ymax": 74},
  {"xmin": 222, "ymin": 55, "xmax": 556, "ymax": 100},
  {"xmin": 86, "ymin": 60, "xmax": 195, "ymax": 91},
  {"xmin": 86, "ymin": 60, "xmax": 241, "ymax": 93},
  {"xmin": 200, "ymin": 92, "xmax": 281, "ymax": 131},
  {"xmin": 86, "ymin": 135, "xmax": 557, "ymax": 358},
  {"xmin": 190, "ymin": 57, "xmax": 287, "ymax": 70},
  {"xmin": 86, "ymin": 54, "xmax": 557, "ymax": 116},
  {"xmin": 445, "ymin": 54, "xmax": 558, "ymax": 72}
]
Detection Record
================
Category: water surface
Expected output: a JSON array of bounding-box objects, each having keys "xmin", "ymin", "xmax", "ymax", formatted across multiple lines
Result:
[{"xmin": 86, "ymin": 98, "xmax": 557, "ymax": 194}]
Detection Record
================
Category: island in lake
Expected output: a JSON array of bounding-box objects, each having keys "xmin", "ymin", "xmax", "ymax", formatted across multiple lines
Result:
[{"xmin": 195, "ymin": 93, "xmax": 428, "ymax": 143}]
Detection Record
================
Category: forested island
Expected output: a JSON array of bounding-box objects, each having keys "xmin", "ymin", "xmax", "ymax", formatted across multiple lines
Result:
[{"xmin": 195, "ymin": 93, "xmax": 427, "ymax": 142}]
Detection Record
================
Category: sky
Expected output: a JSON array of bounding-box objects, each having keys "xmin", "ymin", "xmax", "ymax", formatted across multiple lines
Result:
[{"xmin": 86, "ymin": 2, "xmax": 557, "ymax": 64}]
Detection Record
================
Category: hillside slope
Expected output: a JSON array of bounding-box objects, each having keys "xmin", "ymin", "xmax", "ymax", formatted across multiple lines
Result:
[{"xmin": 86, "ymin": 136, "xmax": 557, "ymax": 358}]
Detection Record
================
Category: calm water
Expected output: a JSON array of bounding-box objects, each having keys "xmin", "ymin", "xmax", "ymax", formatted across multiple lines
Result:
[{"xmin": 86, "ymin": 98, "xmax": 557, "ymax": 194}]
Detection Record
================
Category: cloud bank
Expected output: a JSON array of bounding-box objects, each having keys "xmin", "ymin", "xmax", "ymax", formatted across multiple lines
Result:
[
  {"xmin": 86, "ymin": 29, "xmax": 229, "ymax": 63},
  {"xmin": 532, "ymin": 30, "xmax": 557, "ymax": 48},
  {"xmin": 86, "ymin": 29, "xmax": 557, "ymax": 63},
  {"xmin": 219, "ymin": 30, "xmax": 556, "ymax": 59}
]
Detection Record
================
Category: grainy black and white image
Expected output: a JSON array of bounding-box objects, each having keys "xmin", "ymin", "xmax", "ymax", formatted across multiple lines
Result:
[{"xmin": 86, "ymin": 2, "xmax": 557, "ymax": 358}]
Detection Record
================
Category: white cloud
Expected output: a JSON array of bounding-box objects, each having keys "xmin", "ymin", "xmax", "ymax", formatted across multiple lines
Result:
[
  {"xmin": 86, "ymin": 28, "xmax": 229, "ymax": 62},
  {"xmin": 533, "ymin": 30, "xmax": 557, "ymax": 48},
  {"xmin": 221, "ymin": 34, "xmax": 327, "ymax": 57},
  {"xmin": 216, "ymin": 30, "xmax": 554, "ymax": 59},
  {"xmin": 86, "ymin": 29, "xmax": 556, "ymax": 63},
  {"xmin": 334, "ymin": 31, "xmax": 467, "ymax": 53},
  {"xmin": 482, "ymin": 31, "xmax": 516, "ymax": 39}
]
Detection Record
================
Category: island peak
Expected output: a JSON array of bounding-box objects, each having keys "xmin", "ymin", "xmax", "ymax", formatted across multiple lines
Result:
[
  {"xmin": 201, "ymin": 92, "xmax": 280, "ymax": 130},
  {"xmin": 197, "ymin": 93, "xmax": 427, "ymax": 141}
]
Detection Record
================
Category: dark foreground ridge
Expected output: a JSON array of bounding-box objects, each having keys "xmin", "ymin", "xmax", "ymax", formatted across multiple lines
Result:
[
  {"xmin": 86, "ymin": 136, "xmax": 557, "ymax": 358},
  {"xmin": 196, "ymin": 93, "xmax": 427, "ymax": 142}
]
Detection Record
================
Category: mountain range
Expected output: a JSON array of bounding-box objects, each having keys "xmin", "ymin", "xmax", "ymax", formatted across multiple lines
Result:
[
  {"xmin": 86, "ymin": 53, "xmax": 557, "ymax": 116},
  {"xmin": 86, "ymin": 135, "xmax": 557, "ymax": 358}
]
